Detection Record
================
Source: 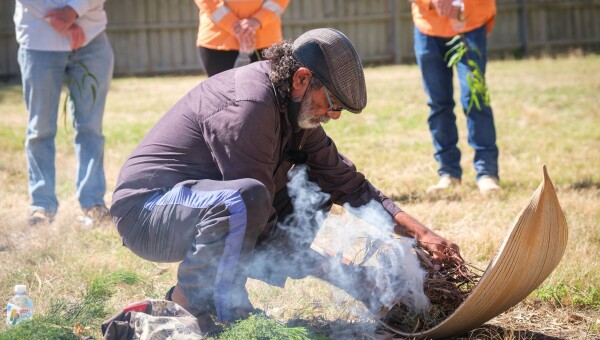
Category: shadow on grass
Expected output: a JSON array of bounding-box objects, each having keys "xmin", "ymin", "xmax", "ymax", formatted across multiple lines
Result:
[
  {"xmin": 287, "ymin": 316, "xmax": 381, "ymax": 339},
  {"xmin": 389, "ymin": 191, "xmax": 464, "ymax": 204},
  {"xmin": 289, "ymin": 318, "xmax": 566, "ymax": 339},
  {"xmin": 389, "ymin": 191, "xmax": 424, "ymax": 204},
  {"xmin": 570, "ymin": 178, "xmax": 600, "ymax": 191},
  {"xmin": 457, "ymin": 324, "xmax": 566, "ymax": 340}
]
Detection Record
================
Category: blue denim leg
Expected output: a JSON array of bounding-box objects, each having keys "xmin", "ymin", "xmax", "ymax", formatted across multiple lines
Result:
[
  {"xmin": 18, "ymin": 33, "xmax": 114, "ymax": 213},
  {"xmin": 414, "ymin": 26, "xmax": 462, "ymax": 179},
  {"xmin": 68, "ymin": 33, "xmax": 114, "ymax": 208},
  {"xmin": 456, "ymin": 26, "xmax": 499, "ymax": 179},
  {"xmin": 18, "ymin": 47, "xmax": 67, "ymax": 214}
]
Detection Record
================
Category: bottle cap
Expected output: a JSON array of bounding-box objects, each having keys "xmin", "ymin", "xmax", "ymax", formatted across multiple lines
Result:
[{"xmin": 14, "ymin": 285, "xmax": 27, "ymax": 294}]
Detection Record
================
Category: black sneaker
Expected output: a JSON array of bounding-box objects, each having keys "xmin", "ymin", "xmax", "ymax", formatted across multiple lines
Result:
[
  {"xmin": 164, "ymin": 286, "xmax": 176, "ymax": 301},
  {"xmin": 28, "ymin": 209, "xmax": 54, "ymax": 226}
]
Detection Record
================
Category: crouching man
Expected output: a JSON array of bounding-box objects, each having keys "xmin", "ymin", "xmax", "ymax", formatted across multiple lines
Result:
[{"xmin": 110, "ymin": 28, "xmax": 463, "ymax": 333}]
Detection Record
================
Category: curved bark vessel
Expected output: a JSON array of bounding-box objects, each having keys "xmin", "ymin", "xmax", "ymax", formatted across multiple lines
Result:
[{"xmin": 382, "ymin": 166, "xmax": 569, "ymax": 339}]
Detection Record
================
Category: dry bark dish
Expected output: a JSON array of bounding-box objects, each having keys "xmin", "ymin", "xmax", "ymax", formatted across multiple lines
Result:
[{"xmin": 378, "ymin": 166, "xmax": 569, "ymax": 339}]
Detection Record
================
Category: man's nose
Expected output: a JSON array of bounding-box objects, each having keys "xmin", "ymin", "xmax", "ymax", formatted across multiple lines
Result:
[{"xmin": 327, "ymin": 110, "xmax": 342, "ymax": 120}]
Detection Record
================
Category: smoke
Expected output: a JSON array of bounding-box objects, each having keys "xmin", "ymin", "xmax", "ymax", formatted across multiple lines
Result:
[{"xmin": 281, "ymin": 165, "xmax": 430, "ymax": 315}]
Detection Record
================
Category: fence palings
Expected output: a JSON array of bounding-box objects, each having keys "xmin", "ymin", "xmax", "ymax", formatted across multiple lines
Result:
[{"xmin": 0, "ymin": 0, "xmax": 599, "ymax": 78}]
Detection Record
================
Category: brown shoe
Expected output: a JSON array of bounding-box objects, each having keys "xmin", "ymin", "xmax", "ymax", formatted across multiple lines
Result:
[
  {"xmin": 82, "ymin": 204, "xmax": 111, "ymax": 226},
  {"xmin": 28, "ymin": 209, "xmax": 54, "ymax": 226},
  {"xmin": 167, "ymin": 285, "xmax": 223, "ymax": 335}
]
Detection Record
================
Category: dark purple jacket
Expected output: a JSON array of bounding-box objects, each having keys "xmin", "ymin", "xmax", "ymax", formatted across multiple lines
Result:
[{"xmin": 111, "ymin": 61, "xmax": 401, "ymax": 231}]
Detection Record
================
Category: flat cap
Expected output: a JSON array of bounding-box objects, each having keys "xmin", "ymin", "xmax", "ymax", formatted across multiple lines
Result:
[{"xmin": 292, "ymin": 28, "xmax": 367, "ymax": 113}]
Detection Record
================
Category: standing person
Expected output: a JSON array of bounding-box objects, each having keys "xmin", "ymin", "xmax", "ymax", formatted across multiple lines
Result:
[
  {"xmin": 14, "ymin": 0, "xmax": 114, "ymax": 225},
  {"xmin": 111, "ymin": 28, "xmax": 463, "ymax": 333},
  {"xmin": 194, "ymin": 0, "xmax": 289, "ymax": 77},
  {"xmin": 410, "ymin": 0, "xmax": 501, "ymax": 194}
]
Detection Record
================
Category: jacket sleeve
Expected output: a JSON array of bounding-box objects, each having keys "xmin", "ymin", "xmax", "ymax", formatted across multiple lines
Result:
[
  {"xmin": 302, "ymin": 128, "xmax": 402, "ymax": 218},
  {"xmin": 17, "ymin": 0, "xmax": 104, "ymax": 18},
  {"xmin": 195, "ymin": 0, "xmax": 240, "ymax": 37},
  {"xmin": 67, "ymin": 0, "xmax": 105, "ymax": 17},
  {"xmin": 16, "ymin": 0, "xmax": 46, "ymax": 17},
  {"xmin": 252, "ymin": 0, "xmax": 289, "ymax": 28},
  {"xmin": 414, "ymin": 0, "xmax": 432, "ymax": 9}
]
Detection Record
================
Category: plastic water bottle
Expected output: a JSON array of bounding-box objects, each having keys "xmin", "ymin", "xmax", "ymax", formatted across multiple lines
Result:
[
  {"xmin": 450, "ymin": 0, "xmax": 466, "ymax": 32},
  {"xmin": 234, "ymin": 35, "xmax": 254, "ymax": 68},
  {"xmin": 6, "ymin": 285, "xmax": 33, "ymax": 326},
  {"xmin": 233, "ymin": 52, "xmax": 252, "ymax": 68}
]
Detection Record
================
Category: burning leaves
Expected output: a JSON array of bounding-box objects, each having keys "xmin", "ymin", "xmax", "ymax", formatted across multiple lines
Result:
[{"xmin": 377, "ymin": 243, "xmax": 483, "ymax": 333}]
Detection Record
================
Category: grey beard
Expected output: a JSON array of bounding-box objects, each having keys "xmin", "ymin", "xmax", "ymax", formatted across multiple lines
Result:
[{"xmin": 297, "ymin": 95, "xmax": 330, "ymax": 129}]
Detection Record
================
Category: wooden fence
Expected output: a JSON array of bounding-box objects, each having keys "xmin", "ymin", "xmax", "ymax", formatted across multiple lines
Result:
[{"xmin": 1, "ymin": 0, "xmax": 599, "ymax": 79}]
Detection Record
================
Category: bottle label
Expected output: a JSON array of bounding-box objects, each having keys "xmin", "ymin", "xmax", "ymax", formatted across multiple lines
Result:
[{"xmin": 6, "ymin": 303, "xmax": 32, "ymax": 325}]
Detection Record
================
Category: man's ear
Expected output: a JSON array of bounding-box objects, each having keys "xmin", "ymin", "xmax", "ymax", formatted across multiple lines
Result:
[{"xmin": 291, "ymin": 67, "xmax": 312, "ymax": 99}]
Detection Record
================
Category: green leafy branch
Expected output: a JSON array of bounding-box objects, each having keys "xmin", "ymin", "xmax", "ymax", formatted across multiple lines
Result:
[
  {"xmin": 61, "ymin": 58, "xmax": 99, "ymax": 129},
  {"xmin": 444, "ymin": 34, "xmax": 491, "ymax": 113}
]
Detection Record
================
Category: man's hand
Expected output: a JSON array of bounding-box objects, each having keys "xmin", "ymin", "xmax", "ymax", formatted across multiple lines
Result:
[
  {"xmin": 234, "ymin": 18, "xmax": 261, "ymax": 35},
  {"xmin": 447, "ymin": 2, "xmax": 461, "ymax": 21},
  {"xmin": 44, "ymin": 6, "xmax": 78, "ymax": 34},
  {"xmin": 417, "ymin": 231, "xmax": 463, "ymax": 271},
  {"xmin": 66, "ymin": 24, "xmax": 86, "ymax": 50},
  {"xmin": 393, "ymin": 211, "xmax": 464, "ymax": 270},
  {"xmin": 233, "ymin": 18, "xmax": 259, "ymax": 53},
  {"xmin": 233, "ymin": 18, "xmax": 260, "ymax": 42},
  {"xmin": 431, "ymin": 0, "xmax": 454, "ymax": 17}
]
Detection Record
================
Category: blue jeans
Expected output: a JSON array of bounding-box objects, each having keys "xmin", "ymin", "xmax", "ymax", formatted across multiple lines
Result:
[
  {"xmin": 414, "ymin": 25, "xmax": 499, "ymax": 180},
  {"xmin": 18, "ymin": 33, "xmax": 114, "ymax": 214}
]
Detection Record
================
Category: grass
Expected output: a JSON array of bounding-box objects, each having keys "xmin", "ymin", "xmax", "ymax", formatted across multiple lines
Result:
[
  {"xmin": 213, "ymin": 314, "xmax": 324, "ymax": 340},
  {"xmin": 0, "ymin": 55, "xmax": 599, "ymax": 339},
  {"xmin": 0, "ymin": 270, "xmax": 137, "ymax": 340},
  {"xmin": 536, "ymin": 283, "xmax": 600, "ymax": 309}
]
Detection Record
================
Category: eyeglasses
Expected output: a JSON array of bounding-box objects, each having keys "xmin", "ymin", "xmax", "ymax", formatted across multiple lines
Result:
[{"xmin": 323, "ymin": 87, "xmax": 345, "ymax": 112}]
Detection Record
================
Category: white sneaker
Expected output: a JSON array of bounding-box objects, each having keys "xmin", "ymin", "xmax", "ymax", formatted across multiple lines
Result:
[
  {"xmin": 427, "ymin": 174, "xmax": 461, "ymax": 193},
  {"xmin": 477, "ymin": 175, "xmax": 501, "ymax": 195}
]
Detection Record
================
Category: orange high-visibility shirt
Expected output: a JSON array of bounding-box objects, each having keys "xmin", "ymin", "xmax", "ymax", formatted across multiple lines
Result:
[
  {"xmin": 195, "ymin": 0, "xmax": 290, "ymax": 50},
  {"xmin": 411, "ymin": 0, "xmax": 496, "ymax": 38}
]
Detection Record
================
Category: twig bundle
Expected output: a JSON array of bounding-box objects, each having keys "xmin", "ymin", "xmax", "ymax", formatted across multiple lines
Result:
[{"xmin": 378, "ymin": 244, "xmax": 483, "ymax": 332}]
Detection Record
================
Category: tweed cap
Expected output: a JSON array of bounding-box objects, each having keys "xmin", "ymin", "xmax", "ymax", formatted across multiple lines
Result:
[{"xmin": 292, "ymin": 28, "xmax": 367, "ymax": 113}]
